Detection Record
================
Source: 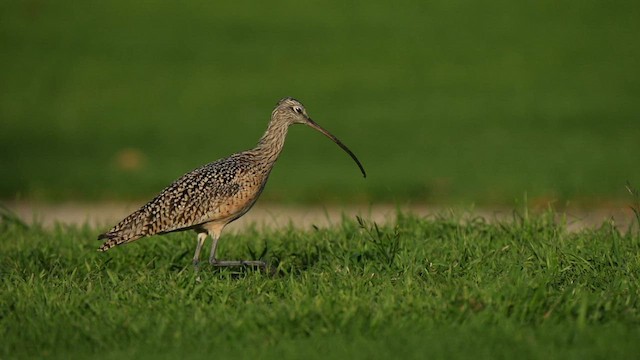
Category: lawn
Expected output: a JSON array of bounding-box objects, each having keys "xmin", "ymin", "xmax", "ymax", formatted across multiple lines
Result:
[
  {"xmin": 3, "ymin": 2, "xmax": 639, "ymax": 357},
  {"xmin": 2, "ymin": 208, "xmax": 639, "ymax": 359},
  {"xmin": 1, "ymin": 0, "xmax": 639, "ymax": 204}
]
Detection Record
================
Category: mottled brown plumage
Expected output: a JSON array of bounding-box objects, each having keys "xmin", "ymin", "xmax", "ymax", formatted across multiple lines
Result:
[{"xmin": 98, "ymin": 97, "xmax": 366, "ymax": 268}]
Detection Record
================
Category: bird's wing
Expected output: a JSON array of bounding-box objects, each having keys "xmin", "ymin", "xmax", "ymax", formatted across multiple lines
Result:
[{"xmin": 99, "ymin": 159, "xmax": 242, "ymax": 242}]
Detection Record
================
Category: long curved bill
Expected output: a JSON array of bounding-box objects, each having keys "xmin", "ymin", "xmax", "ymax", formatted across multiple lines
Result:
[{"xmin": 305, "ymin": 118, "xmax": 367, "ymax": 178}]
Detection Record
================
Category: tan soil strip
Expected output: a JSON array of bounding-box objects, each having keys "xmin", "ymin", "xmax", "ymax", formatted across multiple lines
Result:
[{"xmin": 6, "ymin": 202, "xmax": 636, "ymax": 233}]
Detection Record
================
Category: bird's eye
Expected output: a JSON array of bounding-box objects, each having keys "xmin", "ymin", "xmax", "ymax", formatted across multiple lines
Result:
[{"xmin": 293, "ymin": 106, "xmax": 303, "ymax": 114}]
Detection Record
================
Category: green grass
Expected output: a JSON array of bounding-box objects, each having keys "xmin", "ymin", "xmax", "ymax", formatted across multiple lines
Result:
[
  {"xmin": 1, "ymin": 0, "xmax": 640, "ymax": 204},
  {"xmin": 2, "ymin": 209, "xmax": 639, "ymax": 359}
]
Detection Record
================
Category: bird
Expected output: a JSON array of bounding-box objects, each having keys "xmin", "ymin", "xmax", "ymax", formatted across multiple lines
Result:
[{"xmin": 98, "ymin": 97, "xmax": 366, "ymax": 269}]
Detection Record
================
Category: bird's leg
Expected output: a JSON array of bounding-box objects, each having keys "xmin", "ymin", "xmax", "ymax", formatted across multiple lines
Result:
[
  {"xmin": 208, "ymin": 231, "xmax": 221, "ymax": 265},
  {"xmin": 193, "ymin": 232, "xmax": 207, "ymax": 271},
  {"xmin": 207, "ymin": 229, "xmax": 267, "ymax": 269}
]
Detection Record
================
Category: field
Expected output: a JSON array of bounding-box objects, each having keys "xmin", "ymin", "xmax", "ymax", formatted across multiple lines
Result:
[
  {"xmin": 2, "ymin": 1, "xmax": 640, "ymax": 358},
  {"xmin": 2, "ymin": 207, "xmax": 640, "ymax": 359},
  {"xmin": 1, "ymin": 0, "xmax": 640, "ymax": 204}
]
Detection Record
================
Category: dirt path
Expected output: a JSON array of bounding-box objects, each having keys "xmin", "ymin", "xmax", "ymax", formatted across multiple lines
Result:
[{"xmin": 6, "ymin": 201, "xmax": 636, "ymax": 233}]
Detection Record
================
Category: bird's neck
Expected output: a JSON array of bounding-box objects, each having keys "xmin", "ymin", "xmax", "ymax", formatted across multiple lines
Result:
[{"xmin": 252, "ymin": 118, "xmax": 289, "ymax": 164}]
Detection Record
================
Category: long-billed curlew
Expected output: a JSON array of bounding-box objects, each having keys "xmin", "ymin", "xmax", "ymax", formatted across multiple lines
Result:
[{"xmin": 98, "ymin": 97, "xmax": 366, "ymax": 269}]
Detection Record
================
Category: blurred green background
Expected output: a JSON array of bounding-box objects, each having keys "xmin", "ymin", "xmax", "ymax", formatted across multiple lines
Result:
[{"xmin": 1, "ymin": 0, "xmax": 639, "ymax": 205}]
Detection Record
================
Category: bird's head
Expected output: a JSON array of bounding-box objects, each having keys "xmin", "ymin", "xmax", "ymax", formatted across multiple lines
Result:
[
  {"xmin": 272, "ymin": 97, "xmax": 366, "ymax": 178},
  {"xmin": 272, "ymin": 97, "xmax": 310, "ymax": 125}
]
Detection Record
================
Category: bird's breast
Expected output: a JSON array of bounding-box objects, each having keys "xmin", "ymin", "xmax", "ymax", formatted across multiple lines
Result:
[{"xmin": 205, "ymin": 168, "xmax": 271, "ymax": 224}]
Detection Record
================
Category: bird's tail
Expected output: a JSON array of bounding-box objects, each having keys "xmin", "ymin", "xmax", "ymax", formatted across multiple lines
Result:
[{"xmin": 97, "ymin": 233, "xmax": 125, "ymax": 252}]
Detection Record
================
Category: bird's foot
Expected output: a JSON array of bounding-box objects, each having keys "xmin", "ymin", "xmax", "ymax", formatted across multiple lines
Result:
[{"xmin": 210, "ymin": 260, "xmax": 267, "ymax": 269}]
